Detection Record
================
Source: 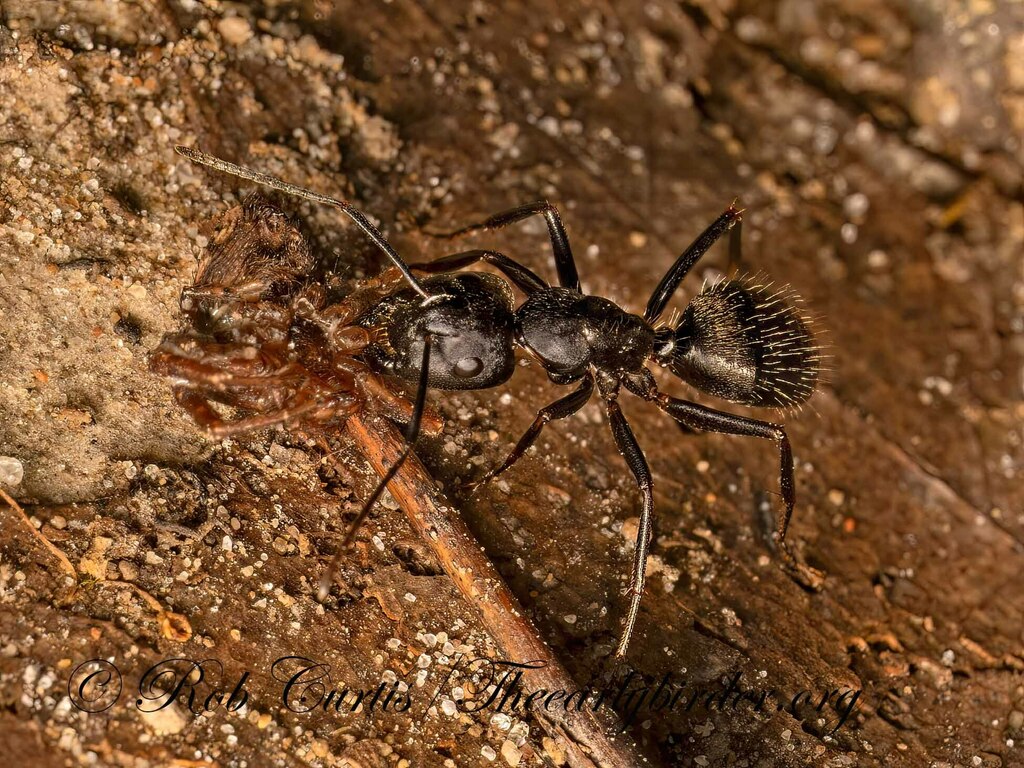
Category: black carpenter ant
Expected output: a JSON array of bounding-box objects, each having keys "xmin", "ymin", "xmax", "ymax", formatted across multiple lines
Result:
[{"xmin": 160, "ymin": 146, "xmax": 825, "ymax": 658}]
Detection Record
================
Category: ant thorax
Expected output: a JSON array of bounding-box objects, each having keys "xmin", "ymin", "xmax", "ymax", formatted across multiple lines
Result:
[{"xmin": 516, "ymin": 288, "xmax": 656, "ymax": 381}]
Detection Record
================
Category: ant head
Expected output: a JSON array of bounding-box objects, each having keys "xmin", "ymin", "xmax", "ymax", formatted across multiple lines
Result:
[
  {"xmin": 654, "ymin": 276, "xmax": 823, "ymax": 409},
  {"xmin": 365, "ymin": 273, "xmax": 517, "ymax": 390}
]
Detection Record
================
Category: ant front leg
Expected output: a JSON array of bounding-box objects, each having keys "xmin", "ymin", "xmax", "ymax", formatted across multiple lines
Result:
[
  {"xmin": 409, "ymin": 249, "xmax": 548, "ymax": 295},
  {"xmin": 465, "ymin": 373, "xmax": 594, "ymax": 492},
  {"xmin": 430, "ymin": 202, "xmax": 581, "ymax": 291},
  {"xmin": 650, "ymin": 392, "xmax": 825, "ymax": 590},
  {"xmin": 319, "ymin": 334, "xmax": 434, "ymax": 599},
  {"xmin": 643, "ymin": 205, "xmax": 742, "ymax": 324}
]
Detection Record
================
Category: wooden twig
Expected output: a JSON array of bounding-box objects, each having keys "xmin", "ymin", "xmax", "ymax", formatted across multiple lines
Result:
[
  {"xmin": 95, "ymin": 580, "xmax": 194, "ymax": 643},
  {"xmin": 345, "ymin": 414, "xmax": 649, "ymax": 768},
  {"xmin": 0, "ymin": 486, "xmax": 78, "ymax": 601}
]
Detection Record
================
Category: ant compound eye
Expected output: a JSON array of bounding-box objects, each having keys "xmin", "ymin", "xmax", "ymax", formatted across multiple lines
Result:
[{"xmin": 453, "ymin": 356, "xmax": 484, "ymax": 378}]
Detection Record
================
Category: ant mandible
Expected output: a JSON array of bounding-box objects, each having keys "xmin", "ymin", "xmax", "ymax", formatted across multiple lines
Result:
[{"xmin": 171, "ymin": 146, "xmax": 825, "ymax": 658}]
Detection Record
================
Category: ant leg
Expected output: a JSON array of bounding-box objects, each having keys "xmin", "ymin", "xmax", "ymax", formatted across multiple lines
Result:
[
  {"xmin": 643, "ymin": 205, "xmax": 743, "ymax": 324},
  {"xmin": 604, "ymin": 397, "xmax": 654, "ymax": 659},
  {"xmin": 409, "ymin": 249, "xmax": 548, "ymax": 294},
  {"xmin": 357, "ymin": 368, "xmax": 445, "ymax": 437},
  {"xmin": 650, "ymin": 393, "xmax": 824, "ymax": 590},
  {"xmin": 430, "ymin": 201, "xmax": 581, "ymax": 291},
  {"xmin": 318, "ymin": 334, "xmax": 433, "ymax": 599},
  {"xmin": 466, "ymin": 373, "xmax": 593, "ymax": 491}
]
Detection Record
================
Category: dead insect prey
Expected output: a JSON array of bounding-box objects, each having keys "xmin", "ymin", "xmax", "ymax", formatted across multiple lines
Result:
[{"xmin": 153, "ymin": 146, "xmax": 826, "ymax": 658}]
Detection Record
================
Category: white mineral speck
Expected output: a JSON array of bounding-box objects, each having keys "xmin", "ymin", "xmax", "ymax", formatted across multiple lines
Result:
[
  {"xmin": 843, "ymin": 192, "xmax": 870, "ymax": 221},
  {"xmin": 481, "ymin": 745, "xmax": 497, "ymax": 761},
  {"xmin": 0, "ymin": 457, "xmax": 24, "ymax": 486},
  {"xmin": 867, "ymin": 249, "xmax": 889, "ymax": 269}
]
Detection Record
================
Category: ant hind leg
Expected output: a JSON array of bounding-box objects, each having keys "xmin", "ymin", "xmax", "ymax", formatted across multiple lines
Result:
[
  {"xmin": 604, "ymin": 397, "xmax": 655, "ymax": 659},
  {"xmin": 651, "ymin": 393, "xmax": 825, "ymax": 591}
]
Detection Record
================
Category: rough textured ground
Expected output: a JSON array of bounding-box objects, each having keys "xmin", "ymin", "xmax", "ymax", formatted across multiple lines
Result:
[{"xmin": 1, "ymin": 1, "xmax": 1022, "ymax": 767}]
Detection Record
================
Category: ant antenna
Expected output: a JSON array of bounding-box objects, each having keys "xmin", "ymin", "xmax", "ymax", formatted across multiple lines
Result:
[{"xmin": 175, "ymin": 146, "xmax": 432, "ymax": 300}]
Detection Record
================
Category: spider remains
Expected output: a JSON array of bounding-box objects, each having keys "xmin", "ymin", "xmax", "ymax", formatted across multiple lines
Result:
[{"xmin": 153, "ymin": 146, "xmax": 826, "ymax": 658}]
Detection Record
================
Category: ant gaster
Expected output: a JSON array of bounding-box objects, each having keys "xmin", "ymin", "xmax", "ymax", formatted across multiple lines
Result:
[{"xmin": 164, "ymin": 146, "xmax": 825, "ymax": 658}]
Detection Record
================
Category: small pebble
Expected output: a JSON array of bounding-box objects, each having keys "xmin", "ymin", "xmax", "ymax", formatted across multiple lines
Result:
[
  {"xmin": 501, "ymin": 740, "xmax": 522, "ymax": 766},
  {"xmin": 218, "ymin": 16, "xmax": 253, "ymax": 45},
  {"xmin": 0, "ymin": 456, "xmax": 24, "ymax": 486},
  {"xmin": 867, "ymin": 249, "xmax": 889, "ymax": 270},
  {"xmin": 140, "ymin": 704, "xmax": 188, "ymax": 735},
  {"xmin": 117, "ymin": 561, "xmax": 138, "ymax": 581}
]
